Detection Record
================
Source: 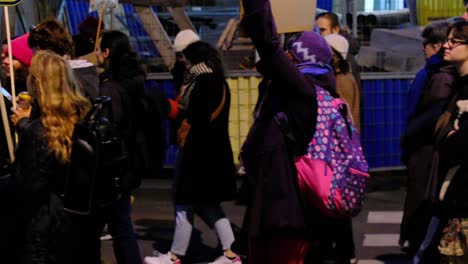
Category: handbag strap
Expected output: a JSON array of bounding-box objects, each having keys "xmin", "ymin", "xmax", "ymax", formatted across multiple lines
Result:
[{"xmin": 210, "ymin": 84, "xmax": 226, "ymax": 121}]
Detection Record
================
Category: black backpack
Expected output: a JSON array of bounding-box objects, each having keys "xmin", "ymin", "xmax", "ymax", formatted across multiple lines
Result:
[{"xmin": 63, "ymin": 96, "xmax": 128, "ymax": 214}]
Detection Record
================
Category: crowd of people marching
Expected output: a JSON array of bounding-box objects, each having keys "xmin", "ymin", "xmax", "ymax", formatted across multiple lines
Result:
[{"xmin": 1, "ymin": 0, "xmax": 468, "ymax": 263}]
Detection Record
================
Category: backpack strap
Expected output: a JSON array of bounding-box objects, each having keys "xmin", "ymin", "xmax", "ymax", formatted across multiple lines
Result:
[{"xmin": 86, "ymin": 96, "xmax": 112, "ymax": 122}]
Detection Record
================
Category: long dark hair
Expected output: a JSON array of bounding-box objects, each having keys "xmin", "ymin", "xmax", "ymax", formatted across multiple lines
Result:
[
  {"xmin": 330, "ymin": 47, "xmax": 350, "ymax": 74},
  {"xmin": 99, "ymin": 30, "xmax": 145, "ymax": 80},
  {"xmin": 182, "ymin": 41, "xmax": 225, "ymax": 77}
]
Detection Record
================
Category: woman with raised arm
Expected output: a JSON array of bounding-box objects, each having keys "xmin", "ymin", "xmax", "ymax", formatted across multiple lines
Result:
[{"xmin": 239, "ymin": 0, "xmax": 337, "ymax": 262}]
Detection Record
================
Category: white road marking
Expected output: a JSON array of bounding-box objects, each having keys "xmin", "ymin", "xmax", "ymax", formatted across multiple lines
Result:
[
  {"xmin": 358, "ymin": 260, "xmax": 385, "ymax": 264},
  {"xmin": 363, "ymin": 234, "xmax": 400, "ymax": 247},
  {"xmin": 367, "ymin": 211, "xmax": 403, "ymax": 224}
]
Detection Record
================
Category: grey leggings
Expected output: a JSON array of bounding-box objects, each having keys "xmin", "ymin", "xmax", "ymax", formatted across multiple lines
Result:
[{"xmin": 170, "ymin": 204, "xmax": 235, "ymax": 256}]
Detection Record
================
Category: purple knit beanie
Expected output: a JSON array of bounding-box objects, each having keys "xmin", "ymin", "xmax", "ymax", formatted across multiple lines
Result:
[{"xmin": 287, "ymin": 30, "xmax": 332, "ymax": 64}]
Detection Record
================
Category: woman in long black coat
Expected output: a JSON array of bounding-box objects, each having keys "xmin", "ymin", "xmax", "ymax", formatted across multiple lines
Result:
[{"xmin": 144, "ymin": 31, "xmax": 240, "ymax": 264}]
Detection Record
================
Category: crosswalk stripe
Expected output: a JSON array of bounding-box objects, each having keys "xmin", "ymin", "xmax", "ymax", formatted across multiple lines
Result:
[
  {"xmin": 363, "ymin": 234, "xmax": 400, "ymax": 247},
  {"xmin": 367, "ymin": 211, "xmax": 403, "ymax": 224},
  {"xmin": 358, "ymin": 260, "xmax": 385, "ymax": 264}
]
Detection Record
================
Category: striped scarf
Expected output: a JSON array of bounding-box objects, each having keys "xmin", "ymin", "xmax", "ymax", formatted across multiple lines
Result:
[{"xmin": 179, "ymin": 62, "xmax": 213, "ymax": 110}]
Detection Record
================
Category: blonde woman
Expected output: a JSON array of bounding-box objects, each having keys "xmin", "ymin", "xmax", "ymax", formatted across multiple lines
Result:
[{"xmin": 1, "ymin": 50, "xmax": 91, "ymax": 263}]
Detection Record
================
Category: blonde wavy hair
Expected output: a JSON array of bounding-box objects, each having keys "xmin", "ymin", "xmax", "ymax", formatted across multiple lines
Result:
[{"xmin": 28, "ymin": 50, "xmax": 91, "ymax": 163}]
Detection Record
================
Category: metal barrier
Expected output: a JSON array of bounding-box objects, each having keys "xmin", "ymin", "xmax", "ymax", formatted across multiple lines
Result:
[
  {"xmin": 360, "ymin": 72, "xmax": 413, "ymax": 171},
  {"xmin": 147, "ymin": 71, "xmax": 415, "ymax": 171}
]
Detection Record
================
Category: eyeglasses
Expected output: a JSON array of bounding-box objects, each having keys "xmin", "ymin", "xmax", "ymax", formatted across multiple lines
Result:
[{"xmin": 446, "ymin": 38, "xmax": 468, "ymax": 48}]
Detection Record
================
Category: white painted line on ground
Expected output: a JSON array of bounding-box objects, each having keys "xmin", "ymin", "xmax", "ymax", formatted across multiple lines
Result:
[
  {"xmin": 358, "ymin": 260, "xmax": 385, "ymax": 264},
  {"xmin": 367, "ymin": 211, "xmax": 403, "ymax": 224},
  {"xmin": 363, "ymin": 234, "xmax": 400, "ymax": 247}
]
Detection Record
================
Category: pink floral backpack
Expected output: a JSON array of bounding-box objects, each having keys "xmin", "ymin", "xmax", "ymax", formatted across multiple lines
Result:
[{"xmin": 295, "ymin": 86, "xmax": 370, "ymax": 218}]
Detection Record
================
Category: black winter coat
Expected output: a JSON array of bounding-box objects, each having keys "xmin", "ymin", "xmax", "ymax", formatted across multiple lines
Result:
[
  {"xmin": 401, "ymin": 63, "xmax": 456, "ymax": 163},
  {"xmin": 437, "ymin": 74, "xmax": 468, "ymax": 219},
  {"xmin": 0, "ymin": 105, "xmax": 69, "ymax": 263},
  {"xmin": 99, "ymin": 71, "xmax": 140, "ymax": 195},
  {"xmin": 174, "ymin": 73, "xmax": 237, "ymax": 204},
  {"xmin": 240, "ymin": 0, "xmax": 322, "ymax": 238}
]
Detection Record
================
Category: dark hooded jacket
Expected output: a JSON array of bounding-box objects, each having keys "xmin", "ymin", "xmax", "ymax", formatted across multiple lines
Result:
[
  {"xmin": 401, "ymin": 60, "xmax": 456, "ymax": 163},
  {"xmin": 240, "ymin": 0, "xmax": 335, "ymax": 238},
  {"xmin": 98, "ymin": 55, "xmax": 161, "ymax": 193}
]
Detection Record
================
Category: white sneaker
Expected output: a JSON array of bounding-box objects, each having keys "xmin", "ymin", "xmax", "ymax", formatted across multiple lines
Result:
[
  {"xmin": 208, "ymin": 255, "xmax": 242, "ymax": 264},
  {"xmin": 100, "ymin": 224, "xmax": 112, "ymax": 240},
  {"xmin": 100, "ymin": 234, "xmax": 113, "ymax": 241},
  {"xmin": 144, "ymin": 252, "xmax": 181, "ymax": 264}
]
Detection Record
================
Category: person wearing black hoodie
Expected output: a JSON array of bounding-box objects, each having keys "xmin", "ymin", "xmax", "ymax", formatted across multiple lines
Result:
[{"xmin": 94, "ymin": 30, "xmax": 145, "ymax": 264}]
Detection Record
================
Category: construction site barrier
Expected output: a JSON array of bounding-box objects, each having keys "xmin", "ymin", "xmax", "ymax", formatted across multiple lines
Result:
[{"xmin": 146, "ymin": 71, "xmax": 415, "ymax": 171}]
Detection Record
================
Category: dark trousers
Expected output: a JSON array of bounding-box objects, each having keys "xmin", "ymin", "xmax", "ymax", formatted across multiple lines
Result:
[
  {"xmin": 94, "ymin": 193, "xmax": 142, "ymax": 264},
  {"xmin": 306, "ymin": 217, "xmax": 355, "ymax": 264},
  {"xmin": 64, "ymin": 194, "xmax": 141, "ymax": 264},
  {"xmin": 400, "ymin": 146, "xmax": 435, "ymax": 253}
]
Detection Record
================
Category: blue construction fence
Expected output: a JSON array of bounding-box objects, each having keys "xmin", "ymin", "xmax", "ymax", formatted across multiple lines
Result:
[
  {"xmin": 317, "ymin": 0, "xmax": 333, "ymax": 11},
  {"xmin": 66, "ymin": 0, "xmax": 159, "ymax": 59},
  {"xmin": 360, "ymin": 73, "xmax": 412, "ymax": 170},
  {"xmin": 146, "ymin": 72, "xmax": 413, "ymax": 171}
]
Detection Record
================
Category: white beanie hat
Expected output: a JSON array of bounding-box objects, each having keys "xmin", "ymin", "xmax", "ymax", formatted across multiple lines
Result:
[
  {"xmin": 324, "ymin": 33, "xmax": 349, "ymax": 59},
  {"xmin": 174, "ymin": 29, "xmax": 200, "ymax": 52}
]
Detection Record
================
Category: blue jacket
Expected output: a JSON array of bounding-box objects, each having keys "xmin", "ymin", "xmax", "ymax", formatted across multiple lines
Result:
[{"xmin": 407, "ymin": 55, "xmax": 444, "ymax": 119}]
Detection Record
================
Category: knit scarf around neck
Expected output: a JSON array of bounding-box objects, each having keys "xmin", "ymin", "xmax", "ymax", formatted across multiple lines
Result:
[{"xmin": 179, "ymin": 62, "xmax": 213, "ymax": 110}]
